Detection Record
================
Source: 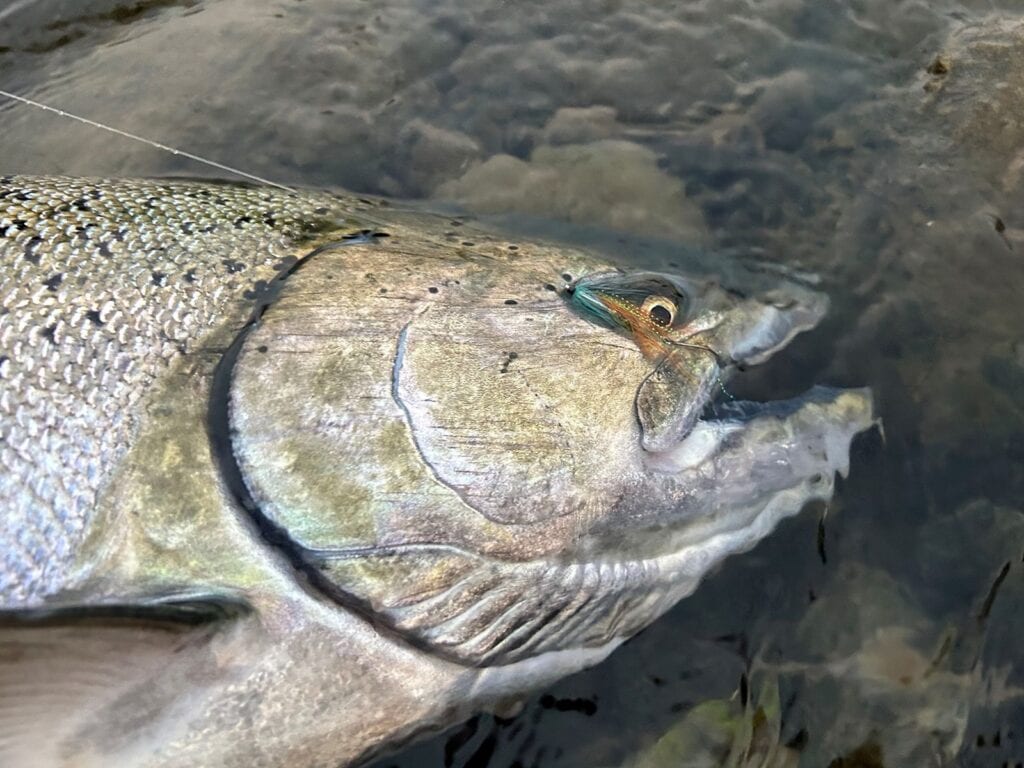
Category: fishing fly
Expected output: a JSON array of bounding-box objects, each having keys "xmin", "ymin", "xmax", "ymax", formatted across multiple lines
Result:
[{"xmin": 568, "ymin": 271, "xmax": 734, "ymax": 397}]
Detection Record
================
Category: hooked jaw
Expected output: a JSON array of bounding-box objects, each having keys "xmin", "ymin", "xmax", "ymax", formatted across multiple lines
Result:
[
  {"xmin": 584, "ymin": 386, "xmax": 876, "ymax": 565},
  {"xmin": 567, "ymin": 270, "xmax": 875, "ymax": 577}
]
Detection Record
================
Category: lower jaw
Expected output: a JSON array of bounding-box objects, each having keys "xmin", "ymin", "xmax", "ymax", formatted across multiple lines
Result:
[{"xmin": 617, "ymin": 386, "xmax": 875, "ymax": 564}]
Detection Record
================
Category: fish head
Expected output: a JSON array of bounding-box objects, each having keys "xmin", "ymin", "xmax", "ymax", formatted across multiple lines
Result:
[{"xmin": 230, "ymin": 231, "xmax": 874, "ymax": 672}]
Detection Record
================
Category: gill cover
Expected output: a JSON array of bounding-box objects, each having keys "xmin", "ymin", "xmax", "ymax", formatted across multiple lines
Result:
[{"xmin": 228, "ymin": 239, "xmax": 658, "ymax": 666}]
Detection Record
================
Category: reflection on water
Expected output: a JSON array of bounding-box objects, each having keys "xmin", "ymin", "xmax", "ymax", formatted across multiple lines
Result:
[{"xmin": 2, "ymin": 1, "xmax": 1024, "ymax": 766}]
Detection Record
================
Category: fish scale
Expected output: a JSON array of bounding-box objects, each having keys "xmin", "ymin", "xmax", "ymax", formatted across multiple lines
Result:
[{"xmin": 0, "ymin": 175, "xmax": 353, "ymax": 607}]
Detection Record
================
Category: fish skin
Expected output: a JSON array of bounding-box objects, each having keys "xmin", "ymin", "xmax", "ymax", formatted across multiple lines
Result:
[
  {"xmin": 0, "ymin": 175, "xmax": 364, "ymax": 606},
  {"xmin": 0, "ymin": 175, "xmax": 875, "ymax": 767}
]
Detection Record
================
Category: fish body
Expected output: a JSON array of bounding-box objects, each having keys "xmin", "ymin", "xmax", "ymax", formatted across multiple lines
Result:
[
  {"xmin": 0, "ymin": 176, "xmax": 352, "ymax": 607},
  {"xmin": 0, "ymin": 176, "xmax": 873, "ymax": 767}
]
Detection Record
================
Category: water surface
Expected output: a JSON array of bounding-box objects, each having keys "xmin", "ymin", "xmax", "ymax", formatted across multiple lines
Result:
[{"xmin": 2, "ymin": 1, "xmax": 1023, "ymax": 766}]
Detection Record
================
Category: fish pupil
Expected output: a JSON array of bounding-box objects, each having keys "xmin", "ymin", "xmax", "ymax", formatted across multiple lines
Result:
[{"xmin": 649, "ymin": 304, "xmax": 672, "ymax": 326}]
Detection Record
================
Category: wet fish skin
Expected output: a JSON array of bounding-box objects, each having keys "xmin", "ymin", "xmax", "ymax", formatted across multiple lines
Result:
[
  {"xmin": 0, "ymin": 175, "xmax": 873, "ymax": 767},
  {"xmin": 0, "ymin": 175, "xmax": 358, "ymax": 606}
]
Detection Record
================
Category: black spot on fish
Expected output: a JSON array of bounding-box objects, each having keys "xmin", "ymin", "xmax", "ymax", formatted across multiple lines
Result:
[
  {"xmin": 504, "ymin": 299, "xmax": 518, "ymax": 305},
  {"xmin": 314, "ymin": 206, "xmax": 329, "ymax": 215},
  {"xmin": 90, "ymin": 189, "xmax": 102, "ymax": 200},
  {"xmin": 98, "ymin": 241, "xmax": 113, "ymax": 258},
  {"xmin": 262, "ymin": 214, "xmax": 276, "ymax": 227},
  {"xmin": 180, "ymin": 221, "xmax": 194, "ymax": 235},
  {"xmin": 73, "ymin": 198, "xmax": 90, "ymax": 212},
  {"xmin": 508, "ymin": 244, "xmax": 519, "ymax": 251},
  {"xmin": 114, "ymin": 228, "xmax": 127, "ymax": 242},
  {"xmin": 145, "ymin": 197, "xmax": 159, "ymax": 209},
  {"xmin": 24, "ymin": 236, "xmax": 42, "ymax": 264},
  {"xmin": 200, "ymin": 224, "xmax": 216, "ymax": 233},
  {"xmin": 222, "ymin": 259, "xmax": 245, "ymax": 274},
  {"xmin": 151, "ymin": 271, "xmax": 167, "ymax": 287},
  {"xmin": 257, "ymin": 345, "xmax": 268, "ymax": 354},
  {"xmin": 233, "ymin": 215, "xmax": 253, "ymax": 229},
  {"xmin": 544, "ymin": 283, "xmax": 557, "ymax": 292},
  {"xmin": 14, "ymin": 192, "xmax": 30, "ymax": 202},
  {"xmin": 428, "ymin": 286, "xmax": 439, "ymax": 294},
  {"xmin": 184, "ymin": 268, "xmax": 197, "ymax": 283},
  {"xmin": 461, "ymin": 241, "xmax": 475, "ymax": 247},
  {"xmin": 500, "ymin": 351, "xmax": 519, "ymax": 374},
  {"xmin": 562, "ymin": 273, "xmax": 572, "ymax": 282},
  {"xmin": 41, "ymin": 324, "xmax": 57, "ymax": 343},
  {"xmin": 11, "ymin": 219, "xmax": 27, "ymax": 231},
  {"xmin": 378, "ymin": 287, "xmax": 388, "ymax": 294},
  {"xmin": 43, "ymin": 274, "xmax": 63, "ymax": 292},
  {"xmin": 86, "ymin": 310, "xmax": 103, "ymax": 326}
]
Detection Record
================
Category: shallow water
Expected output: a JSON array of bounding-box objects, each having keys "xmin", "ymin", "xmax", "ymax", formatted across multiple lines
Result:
[{"xmin": 2, "ymin": 1, "xmax": 1024, "ymax": 766}]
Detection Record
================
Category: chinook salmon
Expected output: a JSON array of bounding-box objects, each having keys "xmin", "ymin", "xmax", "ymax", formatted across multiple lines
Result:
[{"xmin": 0, "ymin": 175, "xmax": 873, "ymax": 767}]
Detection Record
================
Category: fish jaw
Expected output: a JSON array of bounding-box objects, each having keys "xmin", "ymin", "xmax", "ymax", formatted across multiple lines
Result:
[{"xmin": 605, "ymin": 387, "xmax": 877, "ymax": 574}]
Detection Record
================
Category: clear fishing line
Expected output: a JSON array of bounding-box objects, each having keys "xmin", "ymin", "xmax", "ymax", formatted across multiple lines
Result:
[{"xmin": 0, "ymin": 88, "xmax": 296, "ymax": 193}]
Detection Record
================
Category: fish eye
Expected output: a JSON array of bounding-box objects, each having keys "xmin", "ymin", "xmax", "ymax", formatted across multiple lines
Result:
[{"xmin": 641, "ymin": 295, "xmax": 677, "ymax": 326}]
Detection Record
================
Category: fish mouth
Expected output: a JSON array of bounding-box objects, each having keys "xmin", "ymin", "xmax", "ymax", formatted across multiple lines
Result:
[
  {"xmin": 612, "ymin": 385, "xmax": 876, "ymax": 578},
  {"xmin": 618, "ymin": 273, "xmax": 832, "ymax": 455}
]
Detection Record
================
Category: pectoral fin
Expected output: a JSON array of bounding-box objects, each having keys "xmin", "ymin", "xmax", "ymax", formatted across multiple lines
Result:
[{"xmin": 0, "ymin": 595, "xmax": 256, "ymax": 768}]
